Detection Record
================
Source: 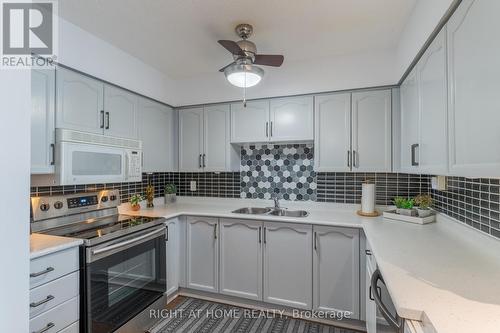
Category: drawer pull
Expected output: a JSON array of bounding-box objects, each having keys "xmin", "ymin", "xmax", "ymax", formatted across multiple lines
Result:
[
  {"xmin": 30, "ymin": 267, "xmax": 54, "ymax": 278},
  {"xmin": 32, "ymin": 322, "xmax": 55, "ymax": 333},
  {"xmin": 30, "ymin": 295, "xmax": 55, "ymax": 308}
]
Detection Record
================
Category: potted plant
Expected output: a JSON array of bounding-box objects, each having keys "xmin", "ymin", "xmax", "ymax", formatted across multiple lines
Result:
[
  {"xmin": 129, "ymin": 194, "xmax": 143, "ymax": 211},
  {"xmin": 394, "ymin": 197, "xmax": 416, "ymax": 216},
  {"xmin": 164, "ymin": 183, "xmax": 177, "ymax": 204},
  {"xmin": 414, "ymin": 194, "xmax": 433, "ymax": 217}
]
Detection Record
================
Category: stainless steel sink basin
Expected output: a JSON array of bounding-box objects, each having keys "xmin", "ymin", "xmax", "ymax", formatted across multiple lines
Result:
[
  {"xmin": 268, "ymin": 209, "xmax": 309, "ymax": 217},
  {"xmin": 232, "ymin": 207, "xmax": 272, "ymax": 215}
]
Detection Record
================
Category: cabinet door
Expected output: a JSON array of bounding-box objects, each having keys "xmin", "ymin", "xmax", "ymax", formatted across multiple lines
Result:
[
  {"xmin": 204, "ymin": 104, "xmax": 230, "ymax": 171},
  {"xmin": 186, "ymin": 217, "xmax": 219, "ymax": 292},
  {"xmin": 313, "ymin": 226, "xmax": 360, "ymax": 318},
  {"xmin": 263, "ymin": 222, "xmax": 312, "ymax": 309},
  {"xmin": 179, "ymin": 108, "xmax": 204, "ymax": 171},
  {"xmin": 103, "ymin": 85, "xmax": 138, "ymax": 139},
  {"xmin": 230, "ymin": 100, "xmax": 269, "ymax": 143},
  {"xmin": 352, "ymin": 90, "xmax": 392, "ymax": 172},
  {"xmin": 56, "ymin": 67, "xmax": 104, "ymax": 134},
  {"xmin": 447, "ymin": 0, "xmax": 500, "ymax": 177},
  {"xmin": 418, "ymin": 28, "xmax": 448, "ymax": 175},
  {"xmin": 166, "ymin": 218, "xmax": 180, "ymax": 296},
  {"xmin": 270, "ymin": 96, "xmax": 314, "ymax": 141},
  {"xmin": 138, "ymin": 98, "xmax": 176, "ymax": 172},
  {"xmin": 219, "ymin": 219, "xmax": 262, "ymax": 301},
  {"xmin": 400, "ymin": 69, "xmax": 420, "ymax": 173},
  {"xmin": 31, "ymin": 69, "xmax": 55, "ymax": 174},
  {"xmin": 314, "ymin": 93, "xmax": 351, "ymax": 172}
]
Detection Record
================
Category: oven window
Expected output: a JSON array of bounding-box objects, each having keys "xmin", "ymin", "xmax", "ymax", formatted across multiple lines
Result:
[
  {"xmin": 87, "ymin": 233, "xmax": 166, "ymax": 333},
  {"xmin": 72, "ymin": 151, "xmax": 122, "ymax": 175}
]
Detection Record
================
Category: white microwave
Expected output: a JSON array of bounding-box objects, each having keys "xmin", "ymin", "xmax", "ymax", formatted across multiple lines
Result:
[{"xmin": 55, "ymin": 129, "xmax": 142, "ymax": 185}]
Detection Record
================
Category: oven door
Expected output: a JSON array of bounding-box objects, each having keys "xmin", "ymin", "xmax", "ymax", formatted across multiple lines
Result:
[
  {"xmin": 85, "ymin": 226, "xmax": 166, "ymax": 333},
  {"xmin": 57, "ymin": 141, "xmax": 127, "ymax": 185}
]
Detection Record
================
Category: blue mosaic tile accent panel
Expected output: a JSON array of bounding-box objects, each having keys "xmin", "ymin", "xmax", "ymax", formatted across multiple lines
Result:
[{"xmin": 240, "ymin": 144, "xmax": 317, "ymax": 201}]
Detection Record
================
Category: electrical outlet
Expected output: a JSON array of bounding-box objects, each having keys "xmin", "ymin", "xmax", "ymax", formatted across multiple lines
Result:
[
  {"xmin": 190, "ymin": 181, "xmax": 197, "ymax": 191},
  {"xmin": 431, "ymin": 176, "xmax": 447, "ymax": 191}
]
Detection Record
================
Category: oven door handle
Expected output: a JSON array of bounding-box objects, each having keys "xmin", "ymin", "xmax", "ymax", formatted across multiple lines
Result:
[
  {"xmin": 371, "ymin": 269, "xmax": 403, "ymax": 332},
  {"xmin": 92, "ymin": 227, "xmax": 165, "ymax": 256}
]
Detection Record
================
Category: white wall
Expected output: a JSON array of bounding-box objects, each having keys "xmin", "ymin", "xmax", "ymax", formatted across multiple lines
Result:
[
  {"xmin": 59, "ymin": 18, "xmax": 177, "ymax": 105},
  {"xmin": 0, "ymin": 71, "xmax": 30, "ymax": 332},
  {"xmin": 396, "ymin": 0, "xmax": 455, "ymax": 78},
  {"xmin": 174, "ymin": 48, "xmax": 398, "ymax": 106}
]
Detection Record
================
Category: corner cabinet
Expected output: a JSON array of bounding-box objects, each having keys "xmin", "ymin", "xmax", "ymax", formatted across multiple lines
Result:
[
  {"xmin": 313, "ymin": 226, "xmax": 360, "ymax": 319},
  {"xmin": 400, "ymin": 68, "xmax": 420, "ymax": 173},
  {"xmin": 263, "ymin": 222, "xmax": 312, "ymax": 309},
  {"xmin": 185, "ymin": 217, "xmax": 219, "ymax": 293},
  {"xmin": 315, "ymin": 90, "xmax": 392, "ymax": 172},
  {"xmin": 138, "ymin": 97, "xmax": 177, "ymax": 172},
  {"xmin": 219, "ymin": 219, "xmax": 262, "ymax": 301},
  {"xmin": 31, "ymin": 68, "xmax": 55, "ymax": 174},
  {"xmin": 447, "ymin": 0, "xmax": 500, "ymax": 177},
  {"xmin": 231, "ymin": 96, "xmax": 314, "ymax": 143},
  {"xmin": 179, "ymin": 105, "xmax": 239, "ymax": 172}
]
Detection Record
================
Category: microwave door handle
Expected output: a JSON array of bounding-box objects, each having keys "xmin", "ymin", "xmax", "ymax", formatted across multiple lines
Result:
[{"xmin": 371, "ymin": 269, "xmax": 403, "ymax": 332}]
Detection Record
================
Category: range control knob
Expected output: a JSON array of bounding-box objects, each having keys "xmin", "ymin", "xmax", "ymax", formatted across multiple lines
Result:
[
  {"xmin": 101, "ymin": 196, "xmax": 109, "ymax": 203},
  {"xmin": 109, "ymin": 194, "xmax": 117, "ymax": 201},
  {"xmin": 54, "ymin": 201, "xmax": 63, "ymax": 209},
  {"xmin": 40, "ymin": 203, "xmax": 50, "ymax": 212}
]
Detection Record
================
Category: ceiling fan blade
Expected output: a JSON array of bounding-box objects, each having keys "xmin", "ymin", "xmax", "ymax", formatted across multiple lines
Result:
[
  {"xmin": 218, "ymin": 40, "xmax": 246, "ymax": 57},
  {"xmin": 219, "ymin": 61, "xmax": 236, "ymax": 72},
  {"xmin": 254, "ymin": 54, "xmax": 284, "ymax": 67}
]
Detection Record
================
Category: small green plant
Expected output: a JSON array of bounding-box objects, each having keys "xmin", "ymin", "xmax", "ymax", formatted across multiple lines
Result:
[
  {"xmin": 129, "ymin": 194, "xmax": 143, "ymax": 206},
  {"xmin": 393, "ymin": 197, "xmax": 415, "ymax": 209},
  {"xmin": 165, "ymin": 183, "xmax": 177, "ymax": 195},
  {"xmin": 415, "ymin": 194, "xmax": 433, "ymax": 209}
]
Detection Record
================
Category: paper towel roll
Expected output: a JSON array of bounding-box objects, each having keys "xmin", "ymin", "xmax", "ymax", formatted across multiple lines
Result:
[{"xmin": 361, "ymin": 183, "xmax": 375, "ymax": 214}]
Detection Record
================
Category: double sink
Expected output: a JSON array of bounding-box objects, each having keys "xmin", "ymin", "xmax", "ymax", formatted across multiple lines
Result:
[{"xmin": 232, "ymin": 207, "xmax": 309, "ymax": 218}]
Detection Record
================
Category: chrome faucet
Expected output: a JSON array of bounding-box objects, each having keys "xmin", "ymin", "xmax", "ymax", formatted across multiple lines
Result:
[{"xmin": 273, "ymin": 197, "xmax": 280, "ymax": 210}]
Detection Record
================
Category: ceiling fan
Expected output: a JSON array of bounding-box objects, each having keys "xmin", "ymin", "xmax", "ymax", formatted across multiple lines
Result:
[{"xmin": 218, "ymin": 24, "xmax": 284, "ymax": 88}]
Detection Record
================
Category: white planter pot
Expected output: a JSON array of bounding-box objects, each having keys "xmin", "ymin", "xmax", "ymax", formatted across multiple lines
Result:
[
  {"xmin": 417, "ymin": 208, "xmax": 432, "ymax": 217},
  {"xmin": 164, "ymin": 194, "xmax": 177, "ymax": 204},
  {"xmin": 396, "ymin": 208, "xmax": 416, "ymax": 216}
]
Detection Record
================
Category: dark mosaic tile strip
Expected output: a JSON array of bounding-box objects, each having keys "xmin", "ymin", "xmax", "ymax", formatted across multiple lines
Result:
[{"xmin": 432, "ymin": 177, "xmax": 500, "ymax": 240}]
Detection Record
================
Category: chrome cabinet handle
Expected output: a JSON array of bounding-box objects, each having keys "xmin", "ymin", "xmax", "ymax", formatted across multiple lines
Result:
[
  {"xmin": 263, "ymin": 227, "xmax": 267, "ymax": 243},
  {"xmin": 347, "ymin": 151, "xmax": 351, "ymax": 168},
  {"xmin": 365, "ymin": 249, "xmax": 372, "ymax": 256},
  {"xmin": 30, "ymin": 295, "xmax": 55, "ymax": 308},
  {"xmin": 213, "ymin": 224, "xmax": 217, "ymax": 239},
  {"xmin": 198, "ymin": 154, "xmax": 202, "ymax": 168},
  {"xmin": 32, "ymin": 322, "xmax": 55, "ymax": 333},
  {"xmin": 411, "ymin": 143, "xmax": 419, "ymax": 166},
  {"xmin": 266, "ymin": 122, "xmax": 269, "ymax": 137},
  {"xmin": 100, "ymin": 110, "xmax": 105, "ymax": 128},
  {"xmin": 166, "ymin": 226, "xmax": 169, "ymax": 242},
  {"xmin": 258, "ymin": 226, "xmax": 262, "ymax": 243},
  {"xmin": 105, "ymin": 112, "xmax": 110, "ymax": 129},
  {"xmin": 30, "ymin": 267, "xmax": 54, "ymax": 278},
  {"xmin": 353, "ymin": 150, "xmax": 357, "ymax": 168},
  {"xmin": 202, "ymin": 154, "xmax": 206, "ymax": 168},
  {"xmin": 50, "ymin": 143, "xmax": 55, "ymax": 165},
  {"xmin": 314, "ymin": 232, "xmax": 318, "ymax": 251},
  {"xmin": 270, "ymin": 121, "xmax": 273, "ymax": 137}
]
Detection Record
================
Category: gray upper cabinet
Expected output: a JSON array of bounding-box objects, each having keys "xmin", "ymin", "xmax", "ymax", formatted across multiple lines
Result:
[
  {"xmin": 31, "ymin": 68, "xmax": 56, "ymax": 174},
  {"xmin": 231, "ymin": 100, "xmax": 270, "ymax": 143},
  {"xmin": 56, "ymin": 67, "xmax": 104, "ymax": 135},
  {"xmin": 138, "ymin": 97, "xmax": 177, "ymax": 172},
  {"xmin": 103, "ymin": 85, "xmax": 138, "ymax": 139},
  {"xmin": 179, "ymin": 108, "xmax": 204, "ymax": 172},
  {"xmin": 447, "ymin": 0, "xmax": 500, "ymax": 177},
  {"xmin": 269, "ymin": 96, "xmax": 314, "ymax": 142},
  {"xmin": 400, "ymin": 68, "xmax": 420, "ymax": 173}
]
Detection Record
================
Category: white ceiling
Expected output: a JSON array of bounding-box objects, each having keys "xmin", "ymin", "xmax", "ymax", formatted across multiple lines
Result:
[{"xmin": 59, "ymin": 0, "xmax": 417, "ymax": 81}]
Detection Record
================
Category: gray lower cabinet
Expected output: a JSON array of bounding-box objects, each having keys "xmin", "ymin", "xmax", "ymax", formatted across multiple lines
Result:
[
  {"xmin": 313, "ymin": 226, "xmax": 360, "ymax": 318},
  {"xmin": 166, "ymin": 218, "xmax": 182, "ymax": 296},
  {"xmin": 263, "ymin": 222, "xmax": 313, "ymax": 309},
  {"xmin": 186, "ymin": 216, "xmax": 219, "ymax": 293},
  {"xmin": 219, "ymin": 219, "xmax": 263, "ymax": 301}
]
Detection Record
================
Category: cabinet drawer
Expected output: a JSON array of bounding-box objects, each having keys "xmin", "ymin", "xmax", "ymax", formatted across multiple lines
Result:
[
  {"xmin": 30, "ymin": 271, "xmax": 79, "ymax": 318},
  {"xmin": 59, "ymin": 321, "xmax": 79, "ymax": 333},
  {"xmin": 30, "ymin": 296, "xmax": 79, "ymax": 333},
  {"xmin": 30, "ymin": 247, "xmax": 79, "ymax": 289}
]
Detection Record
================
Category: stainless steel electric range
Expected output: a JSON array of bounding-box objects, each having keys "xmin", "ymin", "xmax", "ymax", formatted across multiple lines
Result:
[{"xmin": 31, "ymin": 190, "xmax": 167, "ymax": 333}]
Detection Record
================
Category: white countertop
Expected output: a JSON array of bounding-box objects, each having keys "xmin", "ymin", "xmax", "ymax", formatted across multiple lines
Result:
[
  {"xmin": 120, "ymin": 196, "xmax": 500, "ymax": 333},
  {"xmin": 30, "ymin": 233, "xmax": 83, "ymax": 259}
]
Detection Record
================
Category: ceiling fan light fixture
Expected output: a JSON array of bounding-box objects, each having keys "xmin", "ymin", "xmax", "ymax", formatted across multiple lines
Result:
[{"xmin": 224, "ymin": 63, "xmax": 264, "ymax": 88}]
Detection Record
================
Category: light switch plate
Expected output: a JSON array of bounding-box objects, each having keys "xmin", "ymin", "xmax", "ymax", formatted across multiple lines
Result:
[{"xmin": 190, "ymin": 181, "xmax": 197, "ymax": 191}]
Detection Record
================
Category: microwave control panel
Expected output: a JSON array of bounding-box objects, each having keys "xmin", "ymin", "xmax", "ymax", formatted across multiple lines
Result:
[{"xmin": 127, "ymin": 151, "xmax": 142, "ymax": 180}]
